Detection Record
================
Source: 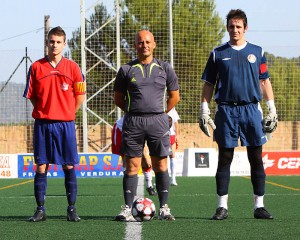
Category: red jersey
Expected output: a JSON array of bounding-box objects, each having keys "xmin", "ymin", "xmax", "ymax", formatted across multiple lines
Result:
[
  {"xmin": 111, "ymin": 122, "xmax": 123, "ymax": 157},
  {"xmin": 23, "ymin": 57, "xmax": 85, "ymax": 121}
]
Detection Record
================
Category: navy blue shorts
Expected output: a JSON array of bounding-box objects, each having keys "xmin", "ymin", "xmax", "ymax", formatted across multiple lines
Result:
[
  {"xmin": 121, "ymin": 113, "xmax": 172, "ymax": 157},
  {"xmin": 214, "ymin": 102, "xmax": 267, "ymax": 148},
  {"xmin": 33, "ymin": 120, "xmax": 79, "ymax": 165}
]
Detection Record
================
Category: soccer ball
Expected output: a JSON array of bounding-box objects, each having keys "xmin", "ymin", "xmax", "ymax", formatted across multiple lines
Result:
[{"xmin": 131, "ymin": 197, "xmax": 156, "ymax": 222}]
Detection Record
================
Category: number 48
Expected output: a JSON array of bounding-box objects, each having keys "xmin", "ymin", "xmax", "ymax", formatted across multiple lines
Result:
[{"xmin": 0, "ymin": 171, "xmax": 11, "ymax": 177}]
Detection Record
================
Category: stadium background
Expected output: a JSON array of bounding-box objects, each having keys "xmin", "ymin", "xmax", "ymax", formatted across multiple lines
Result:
[{"xmin": 1, "ymin": 0, "xmax": 299, "ymax": 154}]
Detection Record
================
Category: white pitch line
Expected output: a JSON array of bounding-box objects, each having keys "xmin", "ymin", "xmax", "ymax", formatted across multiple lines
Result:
[{"xmin": 125, "ymin": 176, "xmax": 144, "ymax": 240}]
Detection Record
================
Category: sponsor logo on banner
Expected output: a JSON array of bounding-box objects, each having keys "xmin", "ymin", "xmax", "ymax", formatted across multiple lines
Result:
[
  {"xmin": 19, "ymin": 153, "xmax": 124, "ymax": 178},
  {"xmin": 0, "ymin": 154, "xmax": 18, "ymax": 178},
  {"xmin": 231, "ymin": 151, "xmax": 250, "ymax": 176},
  {"xmin": 263, "ymin": 152, "xmax": 300, "ymax": 175},
  {"xmin": 195, "ymin": 152, "xmax": 209, "ymax": 168}
]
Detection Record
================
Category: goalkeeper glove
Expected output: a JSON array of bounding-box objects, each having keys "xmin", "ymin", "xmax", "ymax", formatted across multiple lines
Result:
[
  {"xmin": 199, "ymin": 102, "xmax": 216, "ymax": 137},
  {"xmin": 262, "ymin": 100, "xmax": 278, "ymax": 133},
  {"xmin": 263, "ymin": 112, "xmax": 278, "ymax": 133}
]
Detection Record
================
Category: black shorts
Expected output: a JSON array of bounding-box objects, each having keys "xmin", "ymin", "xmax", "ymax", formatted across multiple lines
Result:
[{"xmin": 121, "ymin": 113, "xmax": 172, "ymax": 157}]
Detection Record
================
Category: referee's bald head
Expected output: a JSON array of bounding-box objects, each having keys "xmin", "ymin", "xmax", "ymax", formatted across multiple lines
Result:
[
  {"xmin": 134, "ymin": 29, "xmax": 156, "ymax": 63},
  {"xmin": 135, "ymin": 30, "xmax": 155, "ymax": 45}
]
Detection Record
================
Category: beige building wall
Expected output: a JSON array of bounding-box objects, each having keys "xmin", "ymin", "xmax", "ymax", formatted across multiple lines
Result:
[{"xmin": 0, "ymin": 122, "xmax": 297, "ymax": 154}]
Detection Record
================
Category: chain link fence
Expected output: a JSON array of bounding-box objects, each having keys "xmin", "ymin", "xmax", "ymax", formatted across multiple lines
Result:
[{"xmin": 1, "ymin": 0, "xmax": 299, "ymax": 153}]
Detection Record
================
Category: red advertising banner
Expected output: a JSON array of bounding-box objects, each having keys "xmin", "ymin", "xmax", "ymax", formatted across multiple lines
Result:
[{"xmin": 263, "ymin": 152, "xmax": 300, "ymax": 175}]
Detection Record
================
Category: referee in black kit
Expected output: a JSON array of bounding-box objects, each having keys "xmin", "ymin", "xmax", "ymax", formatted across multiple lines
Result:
[{"xmin": 114, "ymin": 29, "xmax": 180, "ymax": 221}]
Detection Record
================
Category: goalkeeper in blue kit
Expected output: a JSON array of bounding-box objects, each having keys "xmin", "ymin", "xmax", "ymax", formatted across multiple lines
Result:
[{"xmin": 199, "ymin": 9, "xmax": 278, "ymax": 220}]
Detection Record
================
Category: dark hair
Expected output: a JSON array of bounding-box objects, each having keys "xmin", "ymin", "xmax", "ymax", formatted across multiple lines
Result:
[
  {"xmin": 48, "ymin": 26, "xmax": 66, "ymax": 41},
  {"xmin": 226, "ymin": 9, "xmax": 247, "ymax": 28}
]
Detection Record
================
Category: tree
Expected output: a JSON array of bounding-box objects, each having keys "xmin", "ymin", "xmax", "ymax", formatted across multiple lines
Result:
[
  {"xmin": 266, "ymin": 53, "xmax": 300, "ymax": 121},
  {"xmin": 68, "ymin": 1, "xmax": 300, "ymax": 125},
  {"xmin": 172, "ymin": 0, "xmax": 225, "ymax": 122},
  {"xmin": 68, "ymin": 0, "xmax": 225, "ymax": 124},
  {"xmin": 68, "ymin": 3, "xmax": 118, "ymax": 125}
]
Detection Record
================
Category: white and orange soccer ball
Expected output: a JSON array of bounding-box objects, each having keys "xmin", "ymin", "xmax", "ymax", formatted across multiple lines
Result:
[{"xmin": 131, "ymin": 197, "xmax": 156, "ymax": 222}]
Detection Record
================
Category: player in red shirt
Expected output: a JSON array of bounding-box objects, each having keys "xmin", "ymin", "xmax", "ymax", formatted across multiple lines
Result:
[
  {"xmin": 23, "ymin": 26, "xmax": 85, "ymax": 222},
  {"xmin": 168, "ymin": 107, "xmax": 180, "ymax": 186}
]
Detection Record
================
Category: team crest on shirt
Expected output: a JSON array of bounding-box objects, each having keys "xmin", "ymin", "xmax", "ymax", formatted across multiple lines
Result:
[
  {"xmin": 247, "ymin": 54, "xmax": 256, "ymax": 63},
  {"xmin": 61, "ymin": 82, "xmax": 69, "ymax": 91}
]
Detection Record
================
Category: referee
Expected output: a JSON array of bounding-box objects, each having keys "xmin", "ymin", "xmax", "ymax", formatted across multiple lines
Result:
[
  {"xmin": 114, "ymin": 29, "xmax": 180, "ymax": 221},
  {"xmin": 200, "ymin": 9, "xmax": 278, "ymax": 220}
]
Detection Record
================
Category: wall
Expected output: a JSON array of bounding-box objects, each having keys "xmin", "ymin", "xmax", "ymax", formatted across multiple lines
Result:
[{"xmin": 0, "ymin": 121, "xmax": 296, "ymax": 153}]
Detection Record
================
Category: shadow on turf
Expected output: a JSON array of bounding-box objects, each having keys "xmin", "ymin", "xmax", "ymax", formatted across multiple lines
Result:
[
  {"xmin": 0, "ymin": 215, "xmax": 118, "ymax": 222},
  {"xmin": 0, "ymin": 215, "xmax": 276, "ymax": 222}
]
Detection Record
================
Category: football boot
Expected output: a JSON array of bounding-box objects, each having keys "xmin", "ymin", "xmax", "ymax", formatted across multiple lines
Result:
[
  {"xmin": 29, "ymin": 209, "xmax": 46, "ymax": 222},
  {"xmin": 254, "ymin": 207, "xmax": 273, "ymax": 219},
  {"xmin": 146, "ymin": 186, "xmax": 157, "ymax": 196},
  {"xmin": 158, "ymin": 204, "xmax": 175, "ymax": 220},
  {"xmin": 67, "ymin": 207, "xmax": 81, "ymax": 222},
  {"xmin": 211, "ymin": 207, "xmax": 228, "ymax": 220},
  {"xmin": 115, "ymin": 205, "xmax": 135, "ymax": 222}
]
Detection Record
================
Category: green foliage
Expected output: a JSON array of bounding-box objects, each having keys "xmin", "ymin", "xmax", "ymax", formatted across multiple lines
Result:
[
  {"xmin": 67, "ymin": 0, "xmax": 300, "ymax": 124},
  {"xmin": 172, "ymin": 0, "xmax": 225, "ymax": 122},
  {"xmin": 266, "ymin": 53, "xmax": 300, "ymax": 121},
  {"xmin": 67, "ymin": 0, "xmax": 225, "ymax": 125},
  {"xmin": 120, "ymin": 0, "xmax": 225, "ymax": 123},
  {"xmin": 68, "ymin": 3, "xmax": 118, "ymax": 125}
]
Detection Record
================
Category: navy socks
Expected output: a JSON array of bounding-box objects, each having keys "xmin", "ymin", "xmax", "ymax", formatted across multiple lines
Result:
[
  {"xmin": 63, "ymin": 168, "xmax": 78, "ymax": 206},
  {"xmin": 34, "ymin": 172, "xmax": 47, "ymax": 207}
]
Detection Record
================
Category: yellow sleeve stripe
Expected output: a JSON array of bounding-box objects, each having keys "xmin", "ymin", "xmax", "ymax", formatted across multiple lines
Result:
[{"xmin": 74, "ymin": 82, "xmax": 86, "ymax": 93}]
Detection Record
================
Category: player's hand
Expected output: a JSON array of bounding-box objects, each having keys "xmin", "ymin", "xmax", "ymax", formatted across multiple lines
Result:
[
  {"xmin": 263, "ymin": 112, "xmax": 278, "ymax": 133},
  {"xmin": 199, "ymin": 113, "xmax": 216, "ymax": 137}
]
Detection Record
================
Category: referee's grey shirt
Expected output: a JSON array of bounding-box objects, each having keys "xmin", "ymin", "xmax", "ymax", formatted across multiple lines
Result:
[{"xmin": 114, "ymin": 58, "xmax": 179, "ymax": 114}]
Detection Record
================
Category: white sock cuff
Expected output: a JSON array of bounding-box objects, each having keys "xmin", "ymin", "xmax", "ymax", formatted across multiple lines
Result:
[
  {"xmin": 254, "ymin": 194, "xmax": 264, "ymax": 209},
  {"xmin": 218, "ymin": 194, "xmax": 228, "ymax": 209}
]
